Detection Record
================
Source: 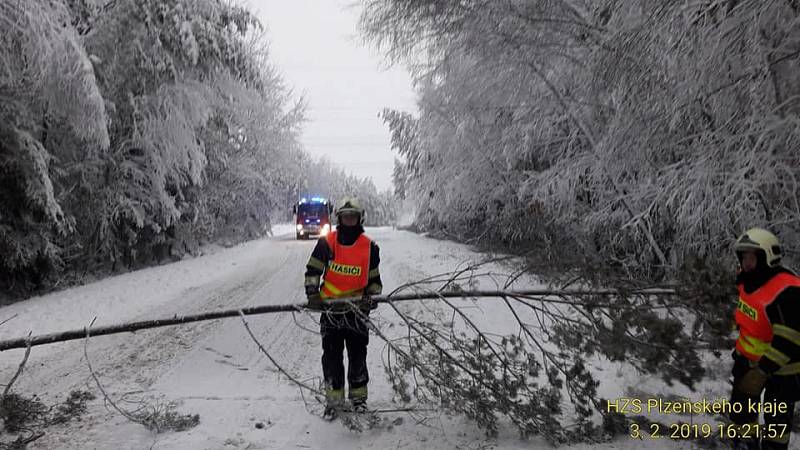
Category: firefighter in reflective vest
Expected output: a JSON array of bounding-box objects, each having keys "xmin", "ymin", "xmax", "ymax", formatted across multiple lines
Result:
[
  {"xmin": 304, "ymin": 197, "xmax": 382, "ymax": 420},
  {"xmin": 730, "ymin": 228, "xmax": 800, "ymax": 450}
]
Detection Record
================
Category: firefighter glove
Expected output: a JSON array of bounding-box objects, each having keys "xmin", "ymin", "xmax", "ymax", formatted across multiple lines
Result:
[
  {"xmin": 362, "ymin": 294, "xmax": 378, "ymax": 310},
  {"xmin": 736, "ymin": 367, "xmax": 768, "ymax": 397},
  {"xmin": 306, "ymin": 291, "xmax": 323, "ymax": 310}
]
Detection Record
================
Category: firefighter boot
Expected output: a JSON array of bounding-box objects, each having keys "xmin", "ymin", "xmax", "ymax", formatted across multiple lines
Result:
[
  {"xmin": 349, "ymin": 385, "xmax": 368, "ymax": 412},
  {"xmin": 323, "ymin": 388, "xmax": 344, "ymax": 421}
]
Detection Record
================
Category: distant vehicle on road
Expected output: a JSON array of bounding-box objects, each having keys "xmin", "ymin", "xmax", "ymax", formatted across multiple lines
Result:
[{"xmin": 293, "ymin": 197, "xmax": 333, "ymax": 240}]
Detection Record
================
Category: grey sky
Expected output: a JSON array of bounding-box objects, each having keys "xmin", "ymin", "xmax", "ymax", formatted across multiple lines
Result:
[{"xmin": 248, "ymin": 0, "xmax": 417, "ymax": 191}]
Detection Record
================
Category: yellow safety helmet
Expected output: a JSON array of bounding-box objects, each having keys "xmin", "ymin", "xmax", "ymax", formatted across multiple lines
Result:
[
  {"xmin": 335, "ymin": 197, "xmax": 365, "ymax": 225},
  {"xmin": 734, "ymin": 227, "xmax": 782, "ymax": 267}
]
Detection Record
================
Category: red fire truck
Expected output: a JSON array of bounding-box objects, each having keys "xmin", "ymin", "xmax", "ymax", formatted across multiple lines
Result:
[{"xmin": 293, "ymin": 197, "xmax": 332, "ymax": 240}]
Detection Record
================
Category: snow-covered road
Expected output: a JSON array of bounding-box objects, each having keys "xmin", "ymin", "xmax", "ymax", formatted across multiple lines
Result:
[{"xmin": 0, "ymin": 227, "xmax": 717, "ymax": 449}]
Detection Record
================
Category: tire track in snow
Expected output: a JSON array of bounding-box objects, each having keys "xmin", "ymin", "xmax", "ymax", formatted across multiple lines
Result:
[
  {"xmin": 145, "ymin": 235, "xmax": 321, "ymax": 401},
  {"xmin": 111, "ymin": 238, "xmax": 307, "ymax": 390},
  {"xmin": 2, "ymin": 237, "xmax": 301, "ymax": 397}
]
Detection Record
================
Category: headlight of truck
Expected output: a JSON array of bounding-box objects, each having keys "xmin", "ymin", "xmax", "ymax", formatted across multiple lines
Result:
[{"xmin": 296, "ymin": 224, "xmax": 303, "ymax": 231}]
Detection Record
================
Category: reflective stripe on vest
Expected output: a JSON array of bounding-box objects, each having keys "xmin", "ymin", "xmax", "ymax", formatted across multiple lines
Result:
[
  {"xmin": 735, "ymin": 273, "xmax": 800, "ymax": 361},
  {"xmin": 775, "ymin": 362, "xmax": 800, "ymax": 375},
  {"xmin": 320, "ymin": 231, "xmax": 371, "ymax": 300}
]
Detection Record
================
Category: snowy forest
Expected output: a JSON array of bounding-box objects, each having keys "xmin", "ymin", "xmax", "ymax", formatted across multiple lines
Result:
[
  {"xmin": 368, "ymin": 0, "xmax": 800, "ymax": 288},
  {"xmin": 2, "ymin": 0, "xmax": 800, "ymax": 447},
  {"xmin": 0, "ymin": 0, "xmax": 395, "ymax": 299}
]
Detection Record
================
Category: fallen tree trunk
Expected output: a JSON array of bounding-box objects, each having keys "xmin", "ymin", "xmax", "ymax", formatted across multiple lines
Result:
[{"xmin": 0, "ymin": 288, "xmax": 677, "ymax": 351}]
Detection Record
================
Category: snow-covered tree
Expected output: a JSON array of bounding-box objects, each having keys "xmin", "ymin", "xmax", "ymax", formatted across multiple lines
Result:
[
  {"xmin": 360, "ymin": 0, "xmax": 800, "ymax": 432},
  {"xmin": 1, "ymin": 0, "xmax": 313, "ymax": 295},
  {"xmin": 0, "ymin": 0, "xmax": 108, "ymax": 291},
  {"xmin": 362, "ymin": 0, "xmax": 800, "ymax": 278}
]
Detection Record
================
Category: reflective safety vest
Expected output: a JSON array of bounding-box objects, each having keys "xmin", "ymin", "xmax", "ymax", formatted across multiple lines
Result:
[
  {"xmin": 320, "ymin": 231, "xmax": 371, "ymax": 299},
  {"xmin": 735, "ymin": 273, "xmax": 800, "ymax": 363}
]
